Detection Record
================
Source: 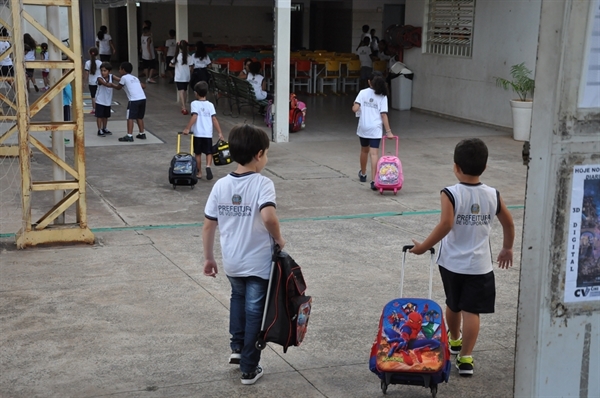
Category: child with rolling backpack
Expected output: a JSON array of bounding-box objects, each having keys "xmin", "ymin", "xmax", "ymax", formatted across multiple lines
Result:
[
  {"xmin": 374, "ymin": 135, "xmax": 403, "ymax": 195},
  {"xmin": 369, "ymin": 245, "xmax": 451, "ymax": 397}
]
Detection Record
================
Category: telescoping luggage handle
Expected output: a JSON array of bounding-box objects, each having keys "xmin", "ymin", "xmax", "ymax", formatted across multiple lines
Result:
[
  {"xmin": 259, "ymin": 243, "xmax": 281, "ymax": 334},
  {"xmin": 401, "ymin": 245, "xmax": 436, "ymax": 300},
  {"xmin": 381, "ymin": 135, "xmax": 399, "ymax": 157},
  {"xmin": 177, "ymin": 132, "xmax": 194, "ymax": 155}
]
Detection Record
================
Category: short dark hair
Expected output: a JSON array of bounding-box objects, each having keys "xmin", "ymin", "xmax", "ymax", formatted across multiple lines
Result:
[
  {"xmin": 0, "ymin": 27, "xmax": 10, "ymax": 37},
  {"xmin": 100, "ymin": 62, "xmax": 112, "ymax": 71},
  {"xmin": 362, "ymin": 24, "xmax": 369, "ymax": 32},
  {"xmin": 120, "ymin": 62, "xmax": 133, "ymax": 74},
  {"xmin": 454, "ymin": 138, "xmax": 488, "ymax": 176},
  {"xmin": 169, "ymin": 29, "xmax": 175, "ymax": 37},
  {"xmin": 248, "ymin": 61, "xmax": 262, "ymax": 75},
  {"xmin": 143, "ymin": 20, "xmax": 152, "ymax": 28},
  {"xmin": 228, "ymin": 124, "xmax": 270, "ymax": 166},
  {"xmin": 142, "ymin": 27, "xmax": 150, "ymax": 34},
  {"xmin": 194, "ymin": 81, "xmax": 208, "ymax": 97},
  {"xmin": 362, "ymin": 36, "xmax": 370, "ymax": 46}
]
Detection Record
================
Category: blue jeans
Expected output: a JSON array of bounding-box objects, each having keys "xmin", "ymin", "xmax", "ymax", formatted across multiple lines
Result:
[{"xmin": 227, "ymin": 275, "xmax": 268, "ymax": 373}]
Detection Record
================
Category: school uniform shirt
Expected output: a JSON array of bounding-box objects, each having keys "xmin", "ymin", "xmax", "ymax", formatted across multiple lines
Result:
[
  {"xmin": 165, "ymin": 38, "xmax": 176, "ymax": 57},
  {"xmin": 118, "ymin": 74, "xmax": 146, "ymax": 101},
  {"xmin": 354, "ymin": 87, "xmax": 388, "ymax": 139},
  {"xmin": 42, "ymin": 52, "xmax": 49, "ymax": 72},
  {"xmin": 97, "ymin": 34, "xmax": 112, "ymax": 55},
  {"xmin": 172, "ymin": 53, "xmax": 193, "ymax": 82},
  {"xmin": 84, "ymin": 59, "xmax": 103, "ymax": 85},
  {"xmin": 95, "ymin": 75, "xmax": 113, "ymax": 106},
  {"xmin": 0, "ymin": 41, "xmax": 13, "ymax": 66},
  {"xmin": 204, "ymin": 172, "xmax": 277, "ymax": 279},
  {"xmin": 247, "ymin": 72, "xmax": 267, "ymax": 100},
  {"xmin": 437, "ymin": 182, "xmax": 500, "ymax": 275},
  {"xmin": 356, "ymin": 45, "xmax": 372, "ymax": 68},
  {"xmin": 141, "ymin": 34, "xmax": 155, "ymax": 60},
  {"xmin": 190, "ymin": 99, "xmax": 216, "ymax": 138},
  {"xmin": 193, "ymin": 55, "xmax": 211, "ymax": 69},
  {"xmin": 24, "ymin": 49, "xmax": 35, "ymax": 61}
]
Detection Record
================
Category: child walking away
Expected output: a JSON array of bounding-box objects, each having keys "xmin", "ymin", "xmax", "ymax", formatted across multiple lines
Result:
[
  {"xmin": 203, "ymin": 124, "xmax": 285, "ymax": 386},
  {"xmin": 109, "ymin": 62, "xmax": 147, "ymax": 142},
  {"xmin": 95, "ymin": 62, "xmax": 120, "ymax": 137},
  {"xmin": 182, "ymin": 81, "xmax": 224, "ymax": 180},
  {"xmin": 190, "ymin": 41, "xmax": 211, "ymax": 90},
  {"xmin": 40, "ymin": 43, "xmax": 50, "ymax": 91},
  {"xmin": 170, "ymin": 40, "xmax": 193, "ymax": 115},
  {"xmin": 164, "ymin": 29, "xmax": 176, "ymax": 83},
  {"xmin": 352, "ymin": 71, "xmax": 393, "ymax": 190},
  {"xmin": 356, "ymin": 36, "xmax": 374, "ymax": 90},
  {"xmin": 84, "ymin": 47, "xmax": 102, "ymax": 115},
  {"xmin": 409, "ymin": 138, "xmax": 515, "ymax": 377},
  {"xmin": 23, "ymin": 33, "xmax": 38, "ymax": 92},
  {"xmin": 141, "ymin": 26, "xmax": 157, "ymax": 84}
]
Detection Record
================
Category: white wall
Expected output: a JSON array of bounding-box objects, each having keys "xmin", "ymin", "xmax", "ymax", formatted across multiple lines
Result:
[
  {"xmin": 0, "ymin": 5, "xmax": 70, "ymax": 47},
  {"xmin": 404, "ymin": 0, "xmax": 542, "ymax": 128}
]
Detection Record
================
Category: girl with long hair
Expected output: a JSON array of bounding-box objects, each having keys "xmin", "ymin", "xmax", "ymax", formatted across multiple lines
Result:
[
  {"xmin": 96, "ymin": 26, "xmax": 116, "ymax": 62},
  {"xmin": 170, "ymin": 40, "xmax": 193, "ymax": 114},
  {"xmin": 83, "ymin": 47, "xmax": 102, "ymax": 114}
]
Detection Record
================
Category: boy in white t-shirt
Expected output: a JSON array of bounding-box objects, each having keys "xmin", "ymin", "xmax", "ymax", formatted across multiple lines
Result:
[
  {"xmin": 182, "ymin": 81, "xmax": 224, "ymax": 180},
  {"xmin": 108, "ymin": 62, "xmax": 147, "ymax": 142},
  {"xmin": 410, "ymin": 138, "xmax": 515, "ymax": 377},
  {"xmin": 164, "ymin": 29, "xmax": 176, "ymax": 83},
  {"xmin": 356, "ymin": 37, "xmax": 374, "ymax": 89},
  {"xmin": 203, "ymin": 124, "xmax": 285, "ymax": 386},
  {"xmin": 95, "ymin": 62, "xmax": 120, "ymax": 137}
]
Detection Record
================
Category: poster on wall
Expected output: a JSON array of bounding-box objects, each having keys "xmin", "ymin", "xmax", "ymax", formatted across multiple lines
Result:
[{"xmin": 565, "ymin": 164, "xmax": 600, "ymax": 303}]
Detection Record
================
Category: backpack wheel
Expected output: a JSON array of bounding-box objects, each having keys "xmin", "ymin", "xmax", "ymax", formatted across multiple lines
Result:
[
  {"xmin": 430, "ymin": 384, "xmax": 438, "ymax": 398},
  {"xmin": 393, "ymin": 189, "xmax": 397, "ymax": 195},
  {"xmin": 379, "ymin": 189, "xmax": 383, "ymax": 195},
  {"xmin": 255, "ymin": 339, "xmax": 266, "ymax": 350},
  {"xmin": 380, "ymin": 379, "xmax": 388, "ymax": 394}
]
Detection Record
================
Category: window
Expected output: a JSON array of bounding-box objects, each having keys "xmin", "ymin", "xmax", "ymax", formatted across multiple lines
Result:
[{"xmin": 426, "ymin": 0, "xmax": 476, "ymax": 57}]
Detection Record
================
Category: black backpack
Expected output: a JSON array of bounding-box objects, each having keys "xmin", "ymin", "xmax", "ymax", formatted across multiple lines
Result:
[{"xmin": 256, "ymin": 248, "xmax": 312, "ymax": 353}]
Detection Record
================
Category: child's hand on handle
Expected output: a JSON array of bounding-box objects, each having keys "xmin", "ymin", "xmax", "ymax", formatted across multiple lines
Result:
[
  {"xmin": 497, "ymin": 248, "xmax": 513, "ymax": 269},
  {"xmin": 182, "ymin": 128, "xmax": 190, "ymax": 135},
  {"xmin": 274, "ymin": 236, "xmax": 286, "ymax": 250},
  {"xmin": 409, "ymin": 239, "xmax": 427, "ymax": 255},
  {"xmin": 204, "ymin": 259, "xmax": 218, "ymax": 277},
  {"xmin": 385, "ymin": 130, "xmax": 394, "ymax": 139}
]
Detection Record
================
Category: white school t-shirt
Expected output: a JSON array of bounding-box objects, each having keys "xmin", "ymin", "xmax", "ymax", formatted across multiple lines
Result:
[
  {"xmin": 24, "ymin": 50, "xmax": 35, "ymax": 61},
  {"xmin": 84, "ymin": 59, "xmax": 103, "ymax": 85},
  {"xmin": 437, "ymin": 182, "xmax": 499, "ymax": 275},
  {"xmin": 172, "ymin": 53, "xmax": 193, "ymax": 82},
  {"xmin": 193, "ymin": 55, "xmax": 211, "ymax": 69},
  {"xmin": 356, "ymin": 46, "xmax": 372, "ymax": 68},
  {"xmin": 165, "ymin": 38, "xmax": 176, "ymax": 57},
  {"xmin": 119, "ymin": 74, "xmax": 146, "ymax": 101},
  {"xmin": 190, "ymin": 99, "xmax": 216, "ymax": 138},
  {"xmin": 95, "ymin": 74, "xmax": 113, "ymax": 106},
  {"xmin": 0, "ymin": 41, "xmax": 12, "ymax": 66},
  {"xmin": 141, "ymin": 34, "xmax": 155, "ymax": 60},
  {"xmin": 97, "ymin": 34, "xmax": 112, "ymax": 55},
  {"xmin": 354, "ymin": 87, "xmax": 388, "ymax": 139},
  {"xmin": 247, "ymin": 72, "xmax": 267, "ymax": 100},
  {"xmin": 204, "ymin": 172, "xmax": 277, "ymax": 279}
]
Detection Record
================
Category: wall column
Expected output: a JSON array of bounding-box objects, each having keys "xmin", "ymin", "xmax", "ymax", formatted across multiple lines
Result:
[
  {"xmin": 175, "ymin": 0, "xmax": 188, "ymax": 41},
  {"xmin": 273, "ymin": 0, "xmax": 291, "ymax": 143},
  {"xmin": 126, "ymin": 0, "xmax": 138, "ymax": 75}
]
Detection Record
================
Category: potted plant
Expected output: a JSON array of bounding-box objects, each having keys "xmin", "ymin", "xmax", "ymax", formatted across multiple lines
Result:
[{"xmin": 495, "ymin": 62, "xmax": 535, "ymax": 141}]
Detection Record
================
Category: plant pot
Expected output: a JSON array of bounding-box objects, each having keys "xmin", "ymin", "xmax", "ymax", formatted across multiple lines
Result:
[{"xmin": 509, "ymin": 99, "xmax": 533, "ymax": 141}]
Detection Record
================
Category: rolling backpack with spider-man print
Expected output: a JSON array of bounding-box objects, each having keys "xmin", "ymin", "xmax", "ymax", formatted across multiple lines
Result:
[{"xmin": 369, "ymin": 245, "xmax": 451, "ymax": 397}]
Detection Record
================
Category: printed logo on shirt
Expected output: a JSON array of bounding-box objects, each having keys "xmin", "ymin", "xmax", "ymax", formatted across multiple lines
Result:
[
  {"xmin": 217, "ymin": 194, "xmax": 252, "ymax": 217},
  {"xmin": 471, "ymin": 204, "xmax": 480, "ymax": 214},
  {"xmin": 232, "ymin": 194, "xmax": 242, "ymax": 205}
]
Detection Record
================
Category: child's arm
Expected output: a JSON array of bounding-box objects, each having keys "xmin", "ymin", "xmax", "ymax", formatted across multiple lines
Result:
[
  {"xmin": 410, "ymin": 192, "xmax": 454, "ymax": 254},
  {"xmin": 202, "ymin": 219, "xmax": 219, "ymax": 277},
  {"xmin": 381, "ymin": 113, "xmax": 394, "ymax": 138},
  {"xmin": 83, "ymin": 69, "xmax": 89, "ymax": 82},
  {"xmin": 212, "ymin": 115, "xmax": 224, "ymax": 140},
  {"xmin": 182, "ymin": 114, "xmax": 198, "ymax": 135},
  {"xmin": 112, "ymin": 75, "xmax": 121, "ymax": 83},
  {"xmin": 352, "ymin": 102, "xmax": 360, "ymax": 113},
  {"xmin": 97, "ymin": 76, "xmax": 107, "ymax": 86},
  {"xmin": 495, "ymin": 195, "xmax": 515, "ymax": 269},
  {"xmin": 261, "ymin": 207, "xmax": 285, "ymax": 249}
]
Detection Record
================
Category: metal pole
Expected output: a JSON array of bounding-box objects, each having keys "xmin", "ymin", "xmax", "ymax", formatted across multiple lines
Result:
[{"xmin": 47, "ymin": 5, "xmax": 65, "ymax": 224}]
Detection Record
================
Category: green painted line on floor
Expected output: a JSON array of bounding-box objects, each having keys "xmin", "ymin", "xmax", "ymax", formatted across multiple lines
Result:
[{"xmin": 0, "ymin": 205, "xmax": 524, "ymax": 239}]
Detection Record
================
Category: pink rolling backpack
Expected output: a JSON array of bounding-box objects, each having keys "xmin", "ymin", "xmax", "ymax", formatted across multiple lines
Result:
[{"xmin": 374, "ymin": 135, "xmax": 404, "ymax": 195}]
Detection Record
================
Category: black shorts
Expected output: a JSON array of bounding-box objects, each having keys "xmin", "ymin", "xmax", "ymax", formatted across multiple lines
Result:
[
  {"xmin": 166, "ymin": 56, "xmax": 174, "ymax": 71},
  {"xmin": 95, "ymin": 103, "xmax": 111, "ymax": 118},
  {"xmin": 360, "ymin": 66, "xmax": 373, "ymax": 80},
  {"xmin": 127, "ymin": 99, "xmax": 146, "ymax": 120},
  {"xmin": 1, "ymin": 65, "xmax": 14, "ymax": 76},
  {"xmin": 26, "ymin": 68, "xmax": 34, "ymax": 78},
  {"xmin": 176, "ymin": 82, "xmax": 189, "ymax": 91},
  {"xmin": 142, "ymin": 58, "xmax": 157, "ymax": 70},
  {"xmin": 89, "ymin": 85, "xmax": 98, "ymax": 98},
  {"xmin": 359, "ymin": 137, "xmax": 381, "ymax": 148},
  {"xmin": 193, "ymin": 136, "xmax": 213, "ymax": 155},
  {"xmin": 439, "ymin": 266, "xmax": 496, "ymax": 314},
  {"xmin": 100, "ymin": 54, "xmax": 111, "ymax": 62}
]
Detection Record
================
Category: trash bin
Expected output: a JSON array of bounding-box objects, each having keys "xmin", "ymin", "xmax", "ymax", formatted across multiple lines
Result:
[{"xmin": 389, "ymin": 62, "xmax": 413, "ymax": 111}]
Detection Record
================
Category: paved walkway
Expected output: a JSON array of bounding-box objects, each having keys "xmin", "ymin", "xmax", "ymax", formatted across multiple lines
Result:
[{"xmin": 0, "ymin": 79, "xmax": 525, "ymax": 397}]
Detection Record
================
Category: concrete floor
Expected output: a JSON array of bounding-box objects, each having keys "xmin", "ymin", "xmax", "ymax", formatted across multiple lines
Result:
[{"xmin": 0, "ymin": 77, "xmax": 526, "ymax": 397}]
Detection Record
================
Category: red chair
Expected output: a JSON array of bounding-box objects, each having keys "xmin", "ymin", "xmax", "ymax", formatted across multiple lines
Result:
[
  {"xmin": 291, "ymin": 60, "xmax": 312, "ymax": 94},
  {"xmin": 227, "ymin": 59, "xmax": 245, "ymax": 76}
]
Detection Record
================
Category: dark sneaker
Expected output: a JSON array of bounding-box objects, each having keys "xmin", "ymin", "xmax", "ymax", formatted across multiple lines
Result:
[
  {"xmin": 456, "ymin": 355, "xmax": 474, "ymax": 376},
  {"xmin": 103, "ymin": 129, "xmax": 113, "ymax": 136},
  {"xmin": 229, "ymin": 349, "xmax": 241, "ymax": 365},
  {"xmin": 118, "ymin": 135, "xmax": 134, "ymax": 142},
  {"xmin": 97, "ymin": 130, "xmax": 105, "ymax": 137},
  {"xmin": 241, "ymin": 365, "xmax": 263, "ymax": 385},
  {"xmin": 206, "ymin": 167, "xmax": 213, "ymax": 181},
  {"xmin": 358, "ymin": 170, "xmax": 367, "ymax": 182},
  {"xmin": 370, "ymin": 181, "xmax": 377, "ymax": 191},
  {"xmin": 448, "ymin": 331, "xmax": 462, "ymax": 355},
  {"xmin": 136, "ymin": 133, "xmax": 147, "ymax": 140},
  {"xmin": 34, "ymin": 84, "xmax": 39, "ymax": 92}
]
